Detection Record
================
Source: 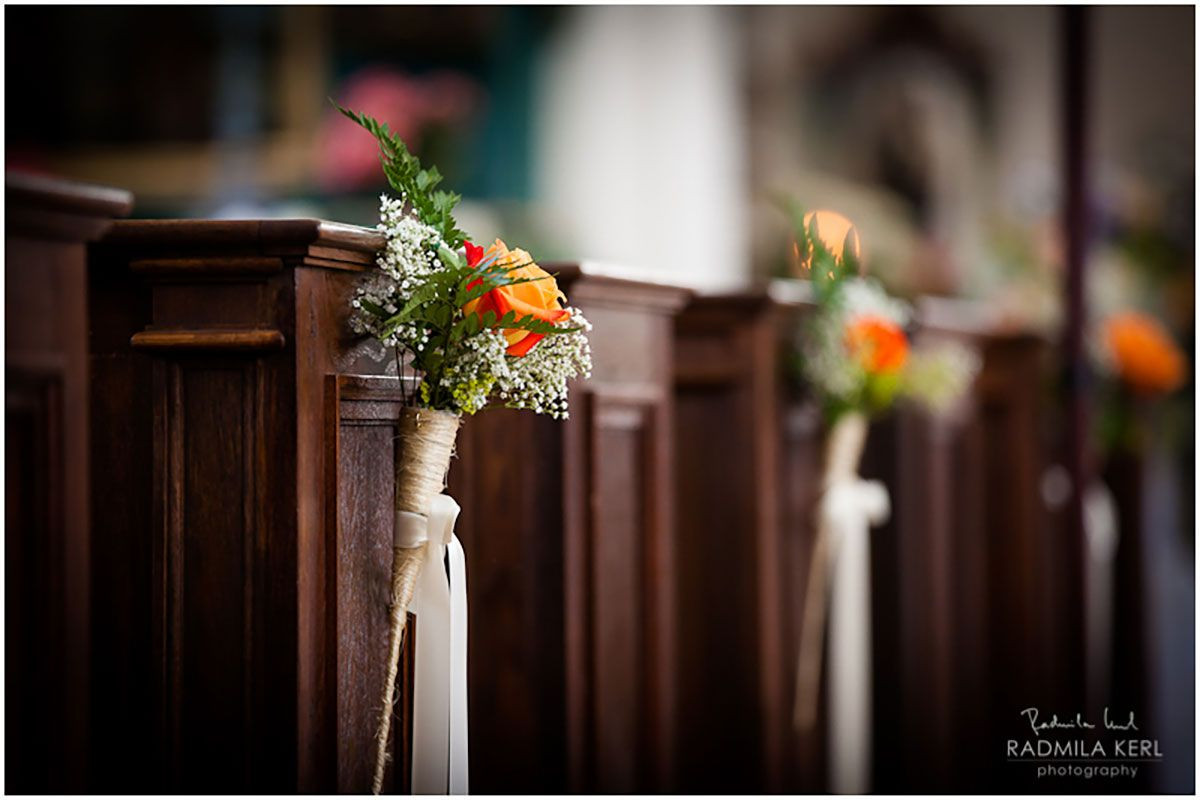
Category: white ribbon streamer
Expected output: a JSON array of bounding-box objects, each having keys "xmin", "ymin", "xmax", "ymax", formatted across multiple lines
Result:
[
  {"xmin": 1084, "ymin": 480, "xmax": 1119, "ymax": 713},
  {"xmin": 822, "ymin": 477, "xmax": 889, "ymax": 795},
  {"xmin": 408, "ymin": 493, "xmax": 470, "ymax": 794}
]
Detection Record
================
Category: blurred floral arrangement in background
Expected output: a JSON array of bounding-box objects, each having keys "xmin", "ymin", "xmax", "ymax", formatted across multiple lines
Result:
[
  {"xmin": 783, "ymin": 205, "xmax": 980, "ymax": 423},
  {"xmin": 1092, "ymin": 309, "xmax": 1188, "ymax": 454},
  {"xmin": 1100, "ymin": 311, "xmax": 1186, "ymax": 397},
  {"xmin": 784, "ymin": 205, "xmax": 981, "ymax": 742},
  {"xmin": 321, "ymin": 68, "xmax": 480, "ymax": 192},
  {"xmin": 1085, "ymin": 197, "xmax": 1193, "ymax": 459}
]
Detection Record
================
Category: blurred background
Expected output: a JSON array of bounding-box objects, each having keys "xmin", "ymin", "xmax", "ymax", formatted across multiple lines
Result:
[
  {"xmin": 5, "ymin": 4, "xmax": 1194, "ymax": 794},
  {"xmin": 5, "ymin": 7, "xmax": 1194, "ymax": 296}
]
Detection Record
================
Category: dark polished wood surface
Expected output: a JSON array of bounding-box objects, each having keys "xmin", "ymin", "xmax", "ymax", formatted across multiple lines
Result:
[
  {"xmin": 1101, "ymin": 444, "xmax": 1153, "ymax": 793},
  {"xmin": 673, "ymin": 290, "xmax": 785, "ymax": 793},
  {"xmin": 86, "ymin": 227, "xmax": 693, "ymax": 793},
  {"xmin": 449, "ymin": 264, "xmax": 690, "ymax": 793},
  {"xmin": 5, "ymin": 172, "xmax": 132, "ymax": 794},
  {"xmin": 866, "ymin": 317, "xmax": 1059, "ymax": 793},
  {"xmin": 671, "ymin": 283, "xmax": 1064, "ymax": 794},
  {"xmin": 87, "ymin": 218, "xmax": 412, "ymax": 793},
  {"xmin": 17, "ymin": 201, "xmax": 1078, "ymax": 794}
]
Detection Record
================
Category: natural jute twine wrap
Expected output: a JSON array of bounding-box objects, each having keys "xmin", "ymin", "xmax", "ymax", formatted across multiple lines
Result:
[
  {"xmin": 372, "ymin": 406, "xmax": 461, "ymax": 795},
  {"xmin": 793, "ymin": 411, "xmax": 868, "ymax": 730}
]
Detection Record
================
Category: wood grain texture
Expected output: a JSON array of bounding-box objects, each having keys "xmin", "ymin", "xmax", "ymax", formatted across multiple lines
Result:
[
  {"xmin": 88, "ymin": 218, "xmax": 412, "ymax": 793},
  {"xmin": 130, "ymin": 256, "xmax": 284, "ymax": 277},
  {"xmin": 6, "ymin": 171, "xmax": 132, "ymax": 242},
  {"xmin": 449, "ymin": 271, "xmax": 689, "ymax": 794},
  {"xmin": 328, "ymin": 374, "xmax": 417, "ymax": 794},
  {"xmin": 865, "ymin": 324, "xmax": 1056, "ymax": 793},
  {"xmin": 5, "ymin": 172, "xmax": 130, "ymax": 793},
  {"xmin": 561, "ymin": 280, "xmax": 687, "ymax": 794},
  {"xmin": 447, "ymin": 407, "xmax": 568, "ymax": 792},
  {"xmin": 102, "ymin": 218, "xmax": 383, "ymax": 263},
  {"xmin": 73, "ymin": 209, "xmax": 1074, "ymax": 795},
  {"xmin": 672, "ymin": 290, "xmax": 782, "ymax": 793}
]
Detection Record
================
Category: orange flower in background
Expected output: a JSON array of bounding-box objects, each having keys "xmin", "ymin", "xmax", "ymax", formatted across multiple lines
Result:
[
  {"xmin": 463, "ymin": 239, "xmax": 569, "ymax": 357},
  {"xmin": 796, "ymin": 210, "xmax": 862, "ymax": 273},
  {"xmin": 845, "ymin": 315, "xmax": 908, "ymax": 373},
  {"xmin": 1104, "ymin": 311, "xmax": 1186, "ymax": 395}
]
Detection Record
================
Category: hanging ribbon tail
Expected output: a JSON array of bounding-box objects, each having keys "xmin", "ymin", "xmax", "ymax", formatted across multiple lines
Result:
[
  {"xmin": 410, "ymin": 494, "xmax": 469, "ymax": 795},
  {"xmin": 822, "ymin": 477, "xmax": 889, "ymax": 796},
  {"xmin": 447, "ymin": 532, "xmax": 469, "ymax": 795},
  {"xmin": 1084, "ymin": 480, "xmax": 1119, "ymax": 713}
]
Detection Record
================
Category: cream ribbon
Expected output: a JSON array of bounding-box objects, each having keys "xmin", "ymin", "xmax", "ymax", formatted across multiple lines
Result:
[
  {"xmin": 822, "ymin": 476, "xmax": 889, "ymax": 795},
  {"xmin": 1084, "ymin": 480, "xmax": 1119, "ymax": 713},
  {"xmin": 406, "ymin": 494, "xmax": 470, "ymax": 794}
]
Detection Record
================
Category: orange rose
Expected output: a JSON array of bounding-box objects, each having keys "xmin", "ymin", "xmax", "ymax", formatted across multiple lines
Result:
[
  {"xmin": 796, "ymin": 210, "xmax": 862, "ymax": 273},
  {"xmin": 1104, "ymin": 311, "xmax": 1186, "ymax": 395},
  {"xmin": 845, "ymin": 315, "xmax": 908, "ymax": 373},
  {"xmin": 463, "ymin": 239, "xmax": 569, "ymax": 357}
]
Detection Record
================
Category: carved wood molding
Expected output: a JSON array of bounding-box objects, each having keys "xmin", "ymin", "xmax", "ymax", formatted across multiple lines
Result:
[
  {"xmin": 132, "ymin": 329, "xmax": 287, "ymax": 352},
  {"xmin": 548, "ymin": 262, "xmax": 692, "ymax": 314},
  {"xmin": 102, "ymin": 219, "xmax": 383, "ymax": 272},
  {"xmin": 6, "ymin": 171, "xmax": 134, "ymax": 242},
  {"xmin": 566, "ymin": 384, "xmax": 674, "ymax": 792}
]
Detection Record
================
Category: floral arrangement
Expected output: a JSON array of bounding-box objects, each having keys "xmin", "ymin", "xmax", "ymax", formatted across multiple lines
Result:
[
  {"xmin": 783, "ymin": 206, "xmax": 979, "ymax": 734},
  {"xmin": 340, "ymin": 108, "xmax": 592, "ymax": 420},
  {"xmin": 1097, "ymin": 311, "xmax": 1186, "ymax": 397},
  {"xmin": 334, "ymin": 104, "xmax": 591, "ymax": 793},
  {"xmin": 787, "ymin": 207, "xmax": 980, "ymax": 423},
  {"xmin": 1092, "ymin": 309, "xmax": 1188, "ymax": 452}
]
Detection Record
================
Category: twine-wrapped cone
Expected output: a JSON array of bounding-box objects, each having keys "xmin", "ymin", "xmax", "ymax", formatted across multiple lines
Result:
[
  {"xmin": 372, "ymin": 406, "xmax": 461, "ymax": 795},
  {"xmin": 793, "ymin": 411, "xmax": 868, "ymax": 731}
]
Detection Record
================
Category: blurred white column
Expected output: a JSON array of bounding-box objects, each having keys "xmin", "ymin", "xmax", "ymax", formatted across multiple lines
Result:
[{"xmin": 535, "ymin": 6, "xmax": 749, "ymax": 288}]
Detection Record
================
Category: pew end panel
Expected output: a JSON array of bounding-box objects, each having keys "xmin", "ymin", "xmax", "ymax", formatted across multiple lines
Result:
[
  {"xmin": 88, "ymin": 219, "xmax": 423, "ymax": 793},
  {"xmin": 5, "ymin": 172, "xmax": 133, "ymax": 793},
  {"xmin": 450, "ymin": 263, "xmax": 690, "ymax": 793}
]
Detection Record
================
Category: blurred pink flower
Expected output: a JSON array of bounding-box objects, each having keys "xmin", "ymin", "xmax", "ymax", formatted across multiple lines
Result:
[{"xmin": 320, "ymin": 66, "xmax": 480, "ymax": 191}]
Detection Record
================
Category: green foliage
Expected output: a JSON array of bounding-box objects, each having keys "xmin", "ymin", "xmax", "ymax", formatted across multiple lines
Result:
[
  {"xmin": 779, "ymin": 197, "xmax": 855, "ymax": 305},
  {"xmin": 339, "ymin": 103, "xmax": 590, "ymax": 414},
  {"xmin": 863, "ymin": 370, "xmax": 901, "ymax": 415},
  {"xmin": 333, "ymin": 102, "xmax": 469, "ymax": 248}
]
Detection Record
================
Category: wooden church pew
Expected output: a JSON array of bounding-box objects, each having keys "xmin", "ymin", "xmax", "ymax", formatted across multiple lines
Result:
[
  {"xmin": 5, "ymin": 172, "xmax": 132, "ymax": 793},
  {"xmin": 86, "ymin": 215, "xmax": 693, "ymax": 794},
  {"xmin": 671, "ymin": 283, "xmax": 1063, "ymax": 794},
  {"xmin": 87, "ymin": 218, "xmax": 418, "ymax": 793},
  {"xmin": 449, "ymin": 264, "xmax": 690, "ymax": 793}
]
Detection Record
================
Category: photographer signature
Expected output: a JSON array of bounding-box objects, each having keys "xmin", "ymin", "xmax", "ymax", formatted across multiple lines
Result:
[{"xmin": 1020, "ymin": 707, "xmax": 1138, "ymax": 737}]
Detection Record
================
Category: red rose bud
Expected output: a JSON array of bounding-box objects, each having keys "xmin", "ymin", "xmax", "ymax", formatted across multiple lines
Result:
[{"xmin": 465, "ymin": 240, "xmax": 484, "ymax": 268}]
